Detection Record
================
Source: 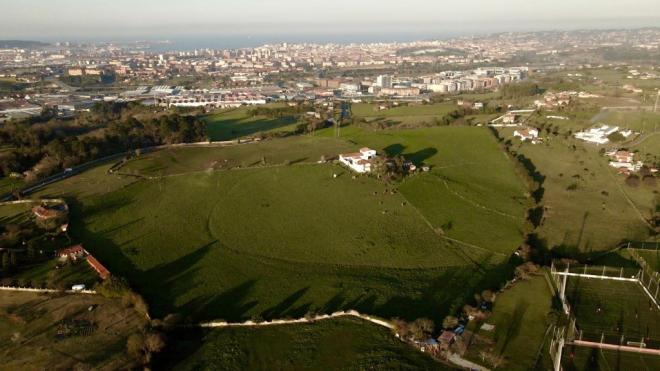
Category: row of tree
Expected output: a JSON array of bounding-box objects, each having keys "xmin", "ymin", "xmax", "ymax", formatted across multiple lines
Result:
[{"xmin": 0, "ymin": 102, "xmax": 207, "ymax": 183}]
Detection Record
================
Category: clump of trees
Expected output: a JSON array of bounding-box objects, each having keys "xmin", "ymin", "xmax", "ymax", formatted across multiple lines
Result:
[
  {"xmin": 0, "ymin": 102, "xmax": 207, "ymax": 184},
  {"xmin": 96, "ymin": 276, "xmax": 149, "ymax": 315},
  {"xmin": 392, "ymin": 317, "xmax": 435, "ymax": 341},
  {"xmin": 127, "ymin": 330, "xmax": 166, "ymax": 366},
  {"xmin": 625, "ymin": 174, "xmax": 641, "ymax": 187},
  {"xmin": 371, "ymin": 155, "xmax": 408, "ymax": 182},
  {"xmin": 500, "ymin": 82, "xmax": 543, "ymax": 99}
]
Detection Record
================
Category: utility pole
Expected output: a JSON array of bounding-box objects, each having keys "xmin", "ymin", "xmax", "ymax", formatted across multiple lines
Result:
[{"xmin": 654, "ymin": 90, "xmax": 659, "ymax": 113}]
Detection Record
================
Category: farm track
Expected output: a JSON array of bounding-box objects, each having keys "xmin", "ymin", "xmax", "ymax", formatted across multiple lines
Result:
[
  {"xmin": 439, "ymin": 177, "xmax": 518, "ymax": 220},
  {"xmin": 599, "ymin": 160, "xmax": 653, "ymax": 229}
]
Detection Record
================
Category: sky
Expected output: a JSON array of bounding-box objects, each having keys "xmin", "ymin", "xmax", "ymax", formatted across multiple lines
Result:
[{"xmin": 2, "ymin": 0, "xmax": 659, "ymax": 42}]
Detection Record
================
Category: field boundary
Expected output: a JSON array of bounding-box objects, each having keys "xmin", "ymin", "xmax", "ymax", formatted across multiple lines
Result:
[
  {"xmin": 198, "ymin": 309, "xmax": 393, "ymax": 329},
  {"xmin": 0, "ymin": 285, "xmax": 96, "ymax": 295},
  {"xmin": 0, "ymin": 198, "xmax": 65, "ymax": 207}
]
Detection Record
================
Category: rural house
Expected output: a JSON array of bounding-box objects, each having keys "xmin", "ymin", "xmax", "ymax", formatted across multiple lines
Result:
[
  {"xmin": 339, "ymin": 147, "xmax": 377, "ymax": 173},
  {"xmin": 57, "ymin": 245, "xmax": 86, "ymax": 261},
  {"xmin": 513, "ymin": 127, "xmax": 539, "ymax": 142},
  {"xmin": 57, "ymin": 244, "xmax": 111, "ymax": 280}
]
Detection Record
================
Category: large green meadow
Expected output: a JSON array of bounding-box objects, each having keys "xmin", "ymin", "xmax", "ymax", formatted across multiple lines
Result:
[
  {"xmin": 34, "ymin": 126, "xmax": 527, "ymax": 322},
  {"xmin": 203, "ymin": 105, "xmax": 301, "ymax": 141},
  {"xmin": 351, "ymin": 102, "xmax": 458, "ymax": 127},
  {"xmin": 505, "ymin": 133, "xmax": 655, "ymax": 252}
]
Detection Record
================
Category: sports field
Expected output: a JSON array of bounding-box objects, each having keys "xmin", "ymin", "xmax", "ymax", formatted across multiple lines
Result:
[
  {"xmin": 565, "ymin": 277, "xmax": 660, "ymax": 344},
  {"xmin": 169, "ymin": 317, "xmax": 451, "ymax": 370},
  {"xmin": 34, "ymin": 127, "xmax": 527, "ymax": 322},
  {"xmin": 562, "ymin": 346, "xmax": 660, "ymax": 371}
]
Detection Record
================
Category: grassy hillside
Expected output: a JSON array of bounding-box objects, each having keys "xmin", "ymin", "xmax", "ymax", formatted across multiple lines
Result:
[
  {"xmin": 509, "ymin": 135, "xmax": 654, "ymax": 251},
  {"xmin": 329, "ymin": 126, "xmax": 530, "ymax": 254},
  {"xmin": 485, "ymin": 275, "xmax": 553, "ymax": 370},
  {"xmin": 34, "ymin": 128, "xmax": 527, "ymax": 322},
  {"xmin": 170, "ymin": 317, "xmax": 452, "ymax": 370},
  {"xmin": 203, "ymin": 106, "xmax": 301, "ymax": 141},
  {"xmin": 121, "ymin": 136, "xmax": 355, "ymax": 176},
  {"xmin": 351, "ymin": 102, "xmax": 458, "ymax": 127}
]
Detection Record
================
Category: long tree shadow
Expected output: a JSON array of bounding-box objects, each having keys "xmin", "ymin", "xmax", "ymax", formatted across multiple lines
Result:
[
  {"xmin": 260, "ymin": 287, "xmax": 309, "ymax": 319},
  {"xmin": 498, "ymin": 300, "xmax": 530, "ymax": 356},
  {"xmin": 403, "ymin": 147, "xmax": 438, "ymax": 165},
  {"xmin": 384, "ymin": 143, "xmax": 406, "ymax": 157},
  {"xmin": 180, "ymin": 279, "xmax": 259, "ymax": 321}
]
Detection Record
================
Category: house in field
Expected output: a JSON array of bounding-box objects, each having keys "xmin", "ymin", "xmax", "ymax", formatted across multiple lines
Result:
[
  {"xmin": 605, "ymin": 149, "xmax": 643, "ymax": 173},
  {"xmin": 502, "ymin": 112, "xmax": 519, "ymax": 125},
  {"xmin": 513, "ymin": 127, "xmax": 540, "ymax": 143},
  {"xmin": 32, "ymin": 203, "xmax": 68, "ymax": 220},
  {"xmin": 56, "ymin": 244, "xmax": 111, "ymax": 280},
  {"xmin": 339, "ymin": 147, "xmax": 377, "ymax": 173},
  {"xmin": 57, "ymin": 245, "xmax": 86, "ymax": 261}
]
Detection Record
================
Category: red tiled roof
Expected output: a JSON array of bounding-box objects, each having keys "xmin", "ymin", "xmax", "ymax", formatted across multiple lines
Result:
[{"xmin": 86, "ymin": 255, "xmax": 110, "ymax": 280}]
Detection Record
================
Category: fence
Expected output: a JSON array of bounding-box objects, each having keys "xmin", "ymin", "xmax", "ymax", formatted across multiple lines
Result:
[{"xmin": 549, "ymin": 260, "xmax": 660, "ymax": 365}]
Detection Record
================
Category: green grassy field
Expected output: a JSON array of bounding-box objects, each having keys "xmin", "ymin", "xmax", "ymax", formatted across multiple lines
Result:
[
  {"xmin": 633, "ymin": 247, "xmax": 660, "ymax": 272},
  {"xmin": 351, "ymin": 102, "xmax": 458, "ymax": 127},
  {"xmin": 595, "ymin": 111, "xmax": 660, "ymax": 134},
  {"xmin": 121, "ymin": 137, "xmax": 355, "ymax": 176},
  {"xmin": 0, "ymin": 202, "xmax": 33, "ymax": 221},
  {"xmin": 352, "ymin": 102, "xmax": 456, "ymax": 118},
  {"xmin": 508, "ymin": 134, "xmax": 654, "ymax": 251},
  {"xmin": 565, "ymin": 277, "xmax": 660, "ymax": 344},
  {"xmin": 0, "ymin": 177, "xmax": 23, "ymax": 196},
  {"xmin": 562, "ymin": 346, "xmax": 660, "ymax": 371},
  {"xmin": 203, "ymin": 106, "xmax": 301, "ymax": 141},
  {"xmin": 170, "ymin": 317, "xmax": 451, "ymax": 370},
  {"xmin": 33, "ymin": 128, "xmax": 526, "ymax": 323},
  {"xmin": 465, "ymin": 275, "xmax": 554, "ymax": 371},
  {"xmin": 330, "ymin": 126, "xmax": 530, "ymax": 254}
]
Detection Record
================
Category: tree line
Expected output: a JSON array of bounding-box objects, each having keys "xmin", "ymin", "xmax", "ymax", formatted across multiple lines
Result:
[{"xmin": 0, "ymin": 102, "xmax": 207, "ymax": 184}]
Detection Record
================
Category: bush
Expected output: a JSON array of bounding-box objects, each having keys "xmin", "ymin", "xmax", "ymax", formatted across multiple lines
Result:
[
  {"xmin": 96, "ymin": 276, "xmax": 130, "ymax": 298},
  {"xmin": 625, "ymin": 175, "xmax": 641, "ymax": 187},
  {"xmin": 607, "ymin": 132, "xmax": 625, "ymax": 142},
  {"xmin": 409, "ymin": 318, "xmax": 434, "ymax": 341}
]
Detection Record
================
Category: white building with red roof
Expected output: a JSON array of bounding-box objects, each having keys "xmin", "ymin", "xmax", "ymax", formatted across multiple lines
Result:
[{"xmin": 513, "ymin": 127, "xmax": 540, "ymax": 142}]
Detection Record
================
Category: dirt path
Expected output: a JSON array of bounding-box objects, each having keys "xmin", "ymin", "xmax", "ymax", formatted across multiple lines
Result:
[{"xmin": 198, "ymin": 309, "xmax": 393, "ymax": 329}]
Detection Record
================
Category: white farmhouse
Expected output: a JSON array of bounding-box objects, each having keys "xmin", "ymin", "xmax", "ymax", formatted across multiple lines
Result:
[
  {"xmin": 513, "ymin": 128, "xmax": 539, "ymax": 142},
  {"xmin": 339, "ymin": 148, "xmax": 377, "ymax": 173}
]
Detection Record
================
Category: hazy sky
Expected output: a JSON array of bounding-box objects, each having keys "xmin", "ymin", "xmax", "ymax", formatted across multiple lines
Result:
[{"xmin": 2, "ymin": 0, "xmax": 659, "ymax": 41}]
